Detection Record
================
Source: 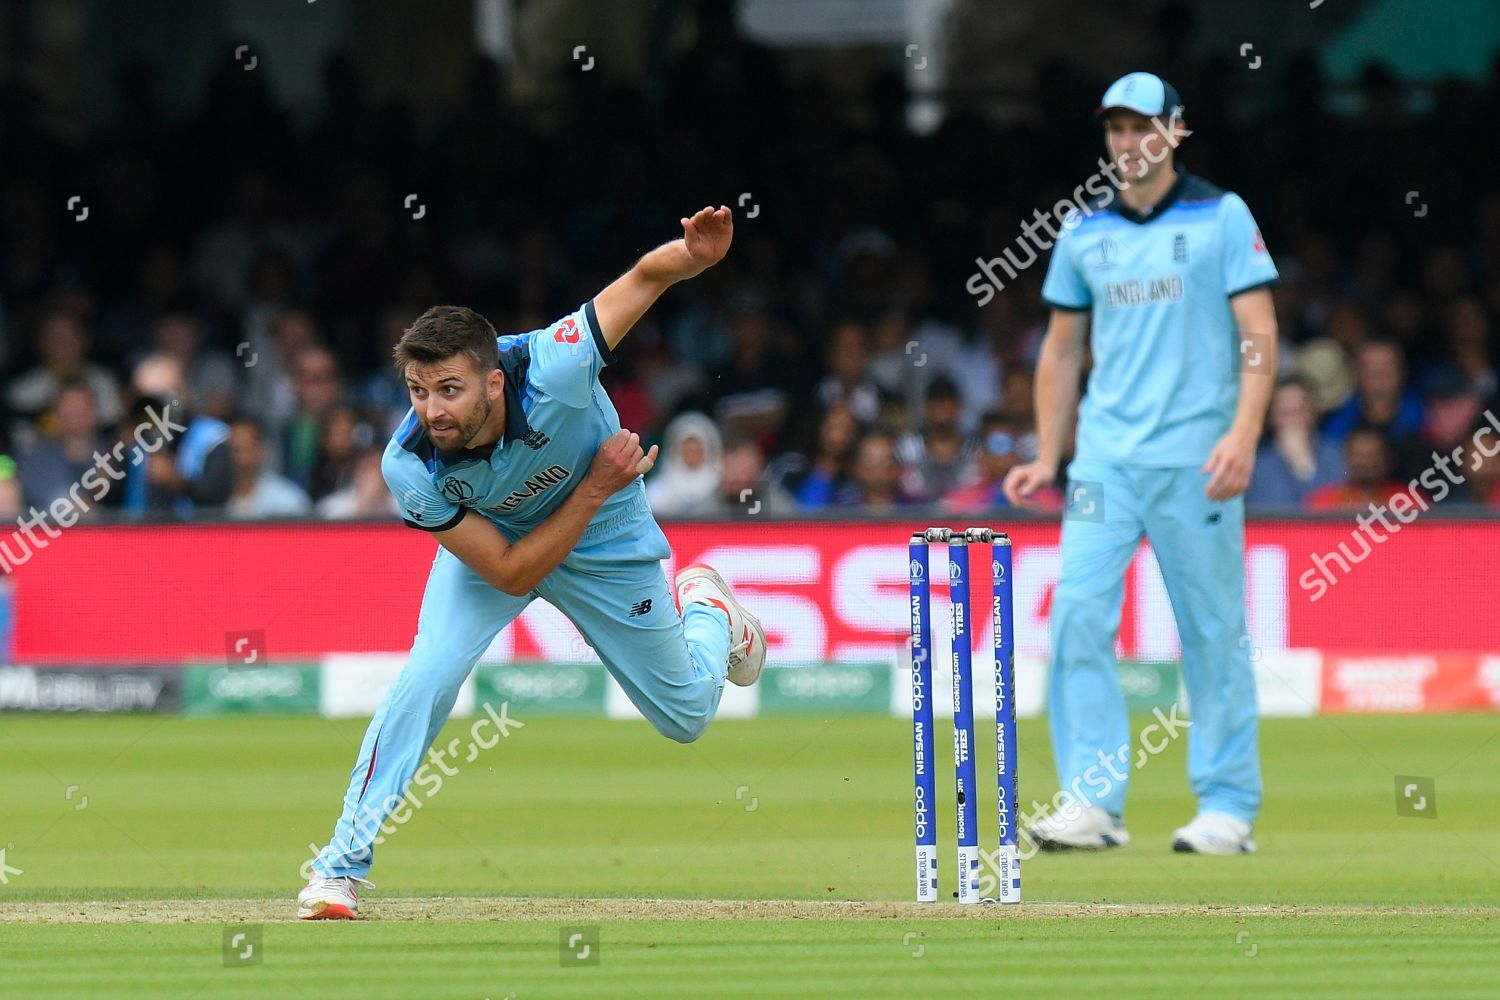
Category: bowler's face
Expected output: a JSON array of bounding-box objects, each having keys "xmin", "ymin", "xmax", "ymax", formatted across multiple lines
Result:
[{"xmin": 406, "ymin": 356, "xmax": 497, "ymax": 453}]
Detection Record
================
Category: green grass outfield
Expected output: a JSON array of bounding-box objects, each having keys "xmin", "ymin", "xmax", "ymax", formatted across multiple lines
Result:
[{"xmin": 1, "ymin": 712, "xmax": 1497, "ymax": 997}]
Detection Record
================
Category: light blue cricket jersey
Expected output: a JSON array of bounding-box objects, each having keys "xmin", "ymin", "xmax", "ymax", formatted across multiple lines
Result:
[
  {"xmin": 383, "ymin": 301, "xmax": 649, "ymax": 540},
  {"xmin": 1041, "ymin": 169, "xmax": 1279, "ymax": 467}
]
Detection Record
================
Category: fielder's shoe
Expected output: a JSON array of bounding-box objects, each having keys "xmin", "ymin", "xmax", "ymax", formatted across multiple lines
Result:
[
  {"xmin": 1171, "ymin": 812, "xmax": 1256, "ymax": 854},
  {"xmin": 297, "ymin": 875, "xmax": 374, "ymax": 920},
  {"xmin": 1024, "ymin": 803, "xmax": 1130, "ymax": 851},
  {"xmin": 676, "ymin": 563, "xmax": 767, "ymax": 686}
]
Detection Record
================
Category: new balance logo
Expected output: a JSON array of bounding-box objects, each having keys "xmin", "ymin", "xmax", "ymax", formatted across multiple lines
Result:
[
  {"xmin": 628, "ymin": 599, "xmax": 652, "ymax": 618},
  {"xmin": 521, "ymin": 429, "xmax": 550, "ymax": 450}
]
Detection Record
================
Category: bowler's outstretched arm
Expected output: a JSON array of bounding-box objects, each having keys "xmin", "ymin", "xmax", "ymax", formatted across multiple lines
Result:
[{"xmin": 592, "ymin": 205, "xmax": 734, "ymax": 349}]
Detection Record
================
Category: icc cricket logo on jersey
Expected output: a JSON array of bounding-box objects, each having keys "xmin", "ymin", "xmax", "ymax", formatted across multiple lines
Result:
[
  {"xmin": 441, "ymin": 478, "xmax": 476, "ymax": 504},
  {"xmin": 1095, "ymin": 237, "xmax": 1117, "ymax": 269}
]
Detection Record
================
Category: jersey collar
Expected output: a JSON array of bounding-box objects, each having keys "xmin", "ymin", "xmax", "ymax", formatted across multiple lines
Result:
[
  {"xmin": 497, "ymin": 350, "xmax": 534, "ymax": 447},
  {"xmin": 1110, "ymin": 167, "xmax": 1189, "ymax": 225}
]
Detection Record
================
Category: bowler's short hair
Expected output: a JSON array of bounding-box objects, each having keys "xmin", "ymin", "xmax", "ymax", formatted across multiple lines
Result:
[{"xmin": 394, "ymin": 306, "xmax": 499, "ymax": 378}]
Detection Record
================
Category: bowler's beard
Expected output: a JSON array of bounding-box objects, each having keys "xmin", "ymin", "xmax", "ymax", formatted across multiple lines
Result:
[{"xmin": 431, "ymin": 394, "xmax": 493, "ymax": 453}]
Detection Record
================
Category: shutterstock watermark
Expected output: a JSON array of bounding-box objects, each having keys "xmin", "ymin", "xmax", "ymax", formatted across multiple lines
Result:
[
  {"xmin": 300, "ymin": 701, "xmax": 523, "ymax": 878},
  {"xmin": 0, "ymin": 402, "xmax": 185, "ymax": 571},
  {"xmin": 1300, "ymin": 410, "xmax": 1500, "ymax": 602},
  {"xmin": 966, "ymin": 117, "xmax": 1193, "ymax": 306}
]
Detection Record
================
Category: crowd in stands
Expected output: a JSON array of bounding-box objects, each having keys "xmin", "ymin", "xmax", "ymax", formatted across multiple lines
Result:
[{"xmin": 3, "ymin": 18, "xmax": 1499, "ymax": 521}]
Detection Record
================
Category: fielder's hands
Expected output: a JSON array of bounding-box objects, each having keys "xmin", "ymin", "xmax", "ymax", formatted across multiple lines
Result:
[
  {"xmin": 584, "ymin": 429, "xmax": 658, "ymax": 502},
  {"xmin": 1002, "ymin": 461, "xmax": 1057, "ymax": 508},
  {"xmin": 1202, "ymin": 428, "xmax": 1257, "ymax": 501}
]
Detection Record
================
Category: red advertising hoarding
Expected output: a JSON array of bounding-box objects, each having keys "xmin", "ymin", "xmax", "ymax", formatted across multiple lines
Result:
[{"xmin": 7, "ymin": 519, "xmax": 1494, "ymax": 664}]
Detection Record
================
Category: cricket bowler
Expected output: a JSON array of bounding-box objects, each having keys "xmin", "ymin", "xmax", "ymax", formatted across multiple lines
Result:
[
  {"xmin": 1004, "ymin": 73, "xmax": 1279, "ymax": 854},
  {"xmin": 297, "ymin": 206, "xmax": 766, "ymax": 918}
]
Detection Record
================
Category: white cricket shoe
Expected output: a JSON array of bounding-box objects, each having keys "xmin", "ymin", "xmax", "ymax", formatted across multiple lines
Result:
[
  {"xmin": 1172, "ymin": 812, "xmax": 1256, "ymax": 854},
  {"xmin": 297, "ymin": 875, "xmax": 374, "ymax": 920},
  {"xmin": 676, "ymin": 563, "xmax": 767, "ymax": 686},
  {"xmin": 1024, "ymin": 802, "xmax": 1130, "ymax": 851}
]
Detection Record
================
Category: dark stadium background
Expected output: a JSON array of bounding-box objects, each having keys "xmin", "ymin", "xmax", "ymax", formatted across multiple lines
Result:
[{"xmin": 1, "ymin": 0, "xmax": 1497, "ymax": 686}]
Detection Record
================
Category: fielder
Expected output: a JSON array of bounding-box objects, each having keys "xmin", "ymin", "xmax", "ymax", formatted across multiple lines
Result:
[
  {"xmin": 1004, "ymin": 73, "xmax": 1279, "ymax": 854},
  {"xmin": 297, "ymin": 206, "xmax": 767, "ymax": 918}
]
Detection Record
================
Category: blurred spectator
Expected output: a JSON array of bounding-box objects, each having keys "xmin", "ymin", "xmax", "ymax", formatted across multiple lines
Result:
[
  {"xmin": 1421, "ymin": 245, "xmax": 1471, "ymax": 311},
  {"xmin": 308, "ymin": 404, "xmax": 367, "ymax": 502},
  {"xmin": 1323, "ymin": 299, "xmax": 1375, "ymax": 356},
  {"xmin": 1292, "ymin": 299, "xmax": 1375, "ymax": 415},
  {"xmin": 1462, "ymin": 435, "xmax": 1500, "ymax": 508},
  {"xmin": 780, "ymin": 401, "xmax": 860, "ymax": 510},
  {"xmin": 868, "ymin": 305, "xmax": 965, "ymax": 414},
  {"xmin": 358, "ymin": 309, "xmax": 417, "ymax": 434},
  {"xmin": 997, "ymin": 368, "xmax": 1041, "ymax": 460},
  {"xmin": 1305, "ymin": 425, "xmax": 1411, "ymax": 511},
  {"xmin": 841, "ymin": 429, "xmax": 917, "ymax": 512},
  {"xmin": 96, "ymin": 244, "xmax": 193, "ymax": 356},
  {"xmin": 1429, "ymin": 296, "xmax": 1497, "ymax": 399},
  {"xmin": 240, "ymin": 249, "xmax": 300, "ymax": 347},
  {"xmin": 243, "ymin": 309, "xmax": 321, "ymax": 443},
  {"xmin": 952, "ymin": 295, "xmax": 1046, "ymax": 433},
  {"xmin": 148, "ymin": 314, "xmax": 238, "ymax": 420},
  {"xmin": 1380, "ymin": 288, "xmax": 1427, "ymax": 360},
  {"xmin": 1348, "ymin": 234, "xmax": 1400, "ymax": 318},
  {"xmin": 17, "ymin": 382, "xmax": 107, "ymax": 511},
  {"xmin": 1292, "ymin": 338, "xmax": 1355, "ymax": 417},
  {"xmin": 232, "ymin": 249, "xmax": 302, "ymax": 403},
  {"xmin": 713, "ymin": 435, "xmax": 793, "ymax": 518},
  {"xmin": 707, "ymin": 297, "xmax": 802, "ymax": 449},
  {"xmin": 944, "ymin": 414, "xmax": 1058, "ymax": 514},
  {"xmin": 1323, "ymin": 340, "xmax": 1423, "ymax": 441},
  {"xmin": 631, "ymin": 321, "xmax": 705, "ymax": 427},
  {"xmin": 93, "ymin": 396, "xmax": 149, "ymax": 517},
  {"xmin": 896, "ymin": 376, "xmax": 975, "ymax": 501},
  {"xmin": 1419, "ymin": 371, "xmax": 1486, "ymax": 459},
  {"xmin": 598, "ymin": 354, "xmax": 656, "ymax": 444},
  {"xmin": 813, "ymin": 320, "xmax": 882, "ymax": 424},
  {"xmin": 226, "ymin": 416, "xmax": 310, "ymax": 519},
  {"xmin": 318, "ymin": 445, "xmax": 399, "ymax": 519},
  {"xmin": 1322, "ymin": 339, "xmax": 1429, "ymax": 479},
  {"xmin": 646, "ymin": 412, "xmax": 723, "ymax": 518},
  {"xmin": 0, "ymin": 455, "xmax": 22, "ymax": 521},
  {"xmin": 1245, "ymin": 377, "xmax": 1345, "ymax": 508},
  {"xmin": 127, "ymin": 354, "xmax": 233, "ymax": 516},
  {"xmin": 6, "ymin": 311, "xmax": 123, "ymax": 427},
  {"xmin": 281, "ymin": 345, "xmax": 345, "ymax": 491}
]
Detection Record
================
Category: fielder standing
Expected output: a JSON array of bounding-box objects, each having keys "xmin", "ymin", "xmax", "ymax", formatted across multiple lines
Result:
[{"xmin": 1004, "ymin": 73, "xmax": 1279, "ymax": 853}]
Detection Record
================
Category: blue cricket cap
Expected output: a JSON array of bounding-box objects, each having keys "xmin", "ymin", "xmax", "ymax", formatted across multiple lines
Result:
[{"xmin": 1097, "ymin": 72, "xmax": 1184, "ymax": 120}]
